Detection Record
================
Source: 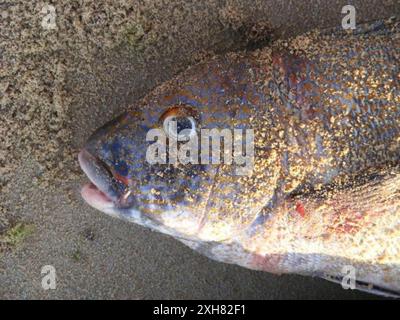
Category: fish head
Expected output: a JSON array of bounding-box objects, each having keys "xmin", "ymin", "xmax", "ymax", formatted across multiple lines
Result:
[{"xmin": 79, "ymin": 57, "xmax": 281, "ymax": 242}]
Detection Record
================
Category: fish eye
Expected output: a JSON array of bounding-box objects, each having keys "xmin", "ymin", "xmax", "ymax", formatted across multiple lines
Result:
[
  {"xmin": 163, "ymin": 115, "xmax": 196, "ymax": 140},
  {"xmin": 160, "ymin": 106, "xmax": 198, "ymax": 140}
]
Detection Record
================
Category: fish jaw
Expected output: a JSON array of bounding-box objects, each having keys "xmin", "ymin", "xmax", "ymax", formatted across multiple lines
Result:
[
  {"xmin": 79, "ymin": 149, "xmax": 163, "ymax": 230},
  {"xmin": 78, "ymin": 149, "xmax": 124, "ymax": 216}
]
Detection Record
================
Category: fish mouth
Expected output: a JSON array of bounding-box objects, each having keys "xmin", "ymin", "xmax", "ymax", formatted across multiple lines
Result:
[{"xmin": 78, "ymin": 149, "xmax": 121, "ymax": 211}]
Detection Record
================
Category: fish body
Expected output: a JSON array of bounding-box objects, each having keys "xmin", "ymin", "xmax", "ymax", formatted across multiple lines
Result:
[{"xmin": 79, "ymin": 20, "xmax": 400, "ymax": 296}]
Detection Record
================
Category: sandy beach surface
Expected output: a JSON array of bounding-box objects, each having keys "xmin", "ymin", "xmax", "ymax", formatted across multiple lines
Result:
[{"xmin": 1, "ymin": 0, "xmax": 399, "ymax": 299}]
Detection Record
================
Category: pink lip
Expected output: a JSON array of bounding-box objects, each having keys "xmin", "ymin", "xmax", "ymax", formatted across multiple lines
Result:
[{"xmin": 81, "ymin": 182, "xmax": 114, "ymax": 209}]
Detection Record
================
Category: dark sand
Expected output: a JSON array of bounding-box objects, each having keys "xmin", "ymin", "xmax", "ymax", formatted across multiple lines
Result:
[{"xmin": 0, "ymin": 0, "xmax": 399, "ymax": 299}]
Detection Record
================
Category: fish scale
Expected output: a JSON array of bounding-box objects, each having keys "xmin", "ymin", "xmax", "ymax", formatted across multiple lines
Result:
[{"xmin": 258, "ymin": 25, "xmax": 400, "ymax": 191}]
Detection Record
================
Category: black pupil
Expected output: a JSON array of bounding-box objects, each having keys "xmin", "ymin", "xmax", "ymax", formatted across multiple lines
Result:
[{"xmin": 175, "ymin": 117, "xmax": 193, "ymax": 133}]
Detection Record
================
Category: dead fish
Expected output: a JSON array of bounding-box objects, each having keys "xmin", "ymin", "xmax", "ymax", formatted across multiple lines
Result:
[{"xmin": 79, "ymin": 20, "xmax": 400, "ymax": 297}]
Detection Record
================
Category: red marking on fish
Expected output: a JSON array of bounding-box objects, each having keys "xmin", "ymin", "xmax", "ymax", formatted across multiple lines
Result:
[
  {"xmin": 114, "ymin": 173, "xmax": 130, "ymax": 186},
  {"xmin": 295, "ymin": 201, "xmax": 306, "ymax": 218}
]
